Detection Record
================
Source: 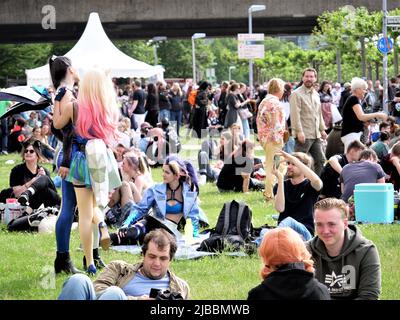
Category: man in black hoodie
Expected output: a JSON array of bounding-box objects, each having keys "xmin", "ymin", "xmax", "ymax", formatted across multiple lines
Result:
[{"xmin": 307, "ymin": 198, "xmax": 381, "ymax": 300}]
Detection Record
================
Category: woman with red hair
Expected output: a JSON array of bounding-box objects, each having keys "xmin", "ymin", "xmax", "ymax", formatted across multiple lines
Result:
[{"xmin": 248, "ymin": 227, "xmax": 330, "ymax": 300}]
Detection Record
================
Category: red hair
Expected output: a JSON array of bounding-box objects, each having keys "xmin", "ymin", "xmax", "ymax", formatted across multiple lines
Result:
[{"xmin": 259, "ymin": 227, "xmax": 314, "ymax": 279}]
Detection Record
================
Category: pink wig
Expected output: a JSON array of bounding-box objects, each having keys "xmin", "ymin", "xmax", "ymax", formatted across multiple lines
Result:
[
  {"xmin": 76, "ymin": 68, "xmax": 120, "ymax": 146},
  {"xmin": 259, "ymin": 227, "xmax": 314, "ymax": 279}
]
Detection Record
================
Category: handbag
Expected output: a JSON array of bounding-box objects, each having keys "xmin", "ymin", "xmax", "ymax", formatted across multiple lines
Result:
[
  {"xmin": 330, "ymin": 103, "xmax": 343, "ymax": 124},
  {"xmin": 238, "ymin": 108, "xmax": 253, "ymax": 119}
]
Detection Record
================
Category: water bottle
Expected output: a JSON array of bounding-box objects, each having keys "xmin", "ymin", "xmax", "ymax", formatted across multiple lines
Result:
[
  {"xmin": 184, "ymin": 218, "xmax": 194, "ymax": 245},
  {"xmin": 0, "ymin": 203, "xmax": 6, "ymax": 223},
  {"xmin": 4, "ymin": 198, "xmax": 17, "ymax": 225}
]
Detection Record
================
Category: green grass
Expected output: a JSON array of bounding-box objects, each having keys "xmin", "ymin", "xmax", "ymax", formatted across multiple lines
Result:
[{"xmin": 0, "ymin": 153, "xmax": 399, "ymax": 300}]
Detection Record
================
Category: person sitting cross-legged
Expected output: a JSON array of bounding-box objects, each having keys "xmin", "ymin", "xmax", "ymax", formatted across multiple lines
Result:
[
  {"xmin": 0, "ymin": 138, "xmax": 61, "ymax": 209},
  {"xmin": 58, "ymin": 229, "xmax": 190, "ymax": 300},
  {"xmin": 272, "ymin": 150, "xmax": 323, "ymax": 241},
  {"xmin": 109, "ymin": 155, "xmax": 208, "ymax": 245}
]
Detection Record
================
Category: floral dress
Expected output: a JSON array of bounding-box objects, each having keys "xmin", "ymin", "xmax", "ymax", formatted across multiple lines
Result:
[{"xmin": 256, "ymin": 95, "xmax": 286, "ymax": 145}]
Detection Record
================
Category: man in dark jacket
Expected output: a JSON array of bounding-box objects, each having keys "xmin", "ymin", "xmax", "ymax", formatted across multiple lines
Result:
[{"xmin": 307, "ymin": 198, "xmax": 381, "ymax": 300}]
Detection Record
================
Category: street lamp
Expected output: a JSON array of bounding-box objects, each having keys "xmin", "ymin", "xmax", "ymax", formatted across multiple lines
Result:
[
  {"xmin": 148, "ymin": 36, "xmax": 167, "ymax": 65},
  {"xmin": 228, "ymin": 66, "xmax": 236, "ymax": 81},
  {"xmin": 192, "ymin": 33, "xmax": 206, "ymax": 84},
  {"xmin": 248, "ymin": 4, "xmax": 266, "ymax": 96}
]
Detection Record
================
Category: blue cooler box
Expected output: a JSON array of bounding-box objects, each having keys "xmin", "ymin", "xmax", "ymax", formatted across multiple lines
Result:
[{"xmin": 354, "ymin": 183, "xmax": 394, "ymax": 223}]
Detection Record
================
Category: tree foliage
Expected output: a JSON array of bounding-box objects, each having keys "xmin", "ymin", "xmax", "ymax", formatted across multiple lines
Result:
[{"xmin": 3, "ymin": 6, "xmax": 400, "ymax": 87}]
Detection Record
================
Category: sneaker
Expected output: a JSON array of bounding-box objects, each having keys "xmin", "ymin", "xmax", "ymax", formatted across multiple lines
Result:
[
  {"xmin": 198, "ymin": 174, "xmax": 207, "ymax": 186},
  {"xmin": 18, "ymin": 190, "xmax": 31, "ymax": 206},
  {"xmin": 98, "ymin": 222, "xmax": 111, "ymax": 250},
  {"xmin": 1, "ymin": 151, "xmax": 8, "ymax": 155}
]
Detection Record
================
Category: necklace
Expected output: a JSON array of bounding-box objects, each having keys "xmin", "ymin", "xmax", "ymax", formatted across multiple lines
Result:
[{"xmin": 167, "ymin": 183, "xmax": 181, "ymax": 200}]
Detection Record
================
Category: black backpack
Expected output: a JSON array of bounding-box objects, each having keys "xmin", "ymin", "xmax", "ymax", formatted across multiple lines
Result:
[{"xmin": 198, "ymin": 200, "xmax": 254, "ymax": 253}]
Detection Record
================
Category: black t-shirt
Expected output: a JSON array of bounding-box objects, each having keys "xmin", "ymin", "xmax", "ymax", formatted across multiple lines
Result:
[
  {"xmin": 9, "ymin": 163, "xmax": 51, "ymax": 187},
  {"xmin": 273, "ymin": 179, "xmax": 320, "ymax": 235},
  {"xmin": 132, "ymin": 89, "xmax": 146, "ymax": 114},
  {"xmin": 217, "ymin": 156, "xmax": 254, "ymax": 192},
  {"xmin": 320, "ymin": 154, "xmax": 348, "ymax": 198},
  {"xmin": 158, "ymin": 91, "xmax": 172, "ymax": 110},
  {"xmin": 145, "ymin": 93, "xmax": 159, "ymax": 112},
  {"xmin": 341, "ymin": 95, "xmax": 364, "ymax": 137}
]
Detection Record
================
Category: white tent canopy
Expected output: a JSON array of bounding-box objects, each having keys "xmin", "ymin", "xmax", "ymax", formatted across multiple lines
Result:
[{"xmin": 26, "ymin": 12, "xmax": 164, "ymax": 87}]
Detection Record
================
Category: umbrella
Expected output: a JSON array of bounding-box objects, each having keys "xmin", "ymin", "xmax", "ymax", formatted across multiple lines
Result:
[
  {"xmin": 0, "ymin": 86, "xmax": 48, "ymax": 104},
  {"xmin": 0, "ymin": 86, "xmax": 52, "ymax": 119},
  {"xmin": 0, "ymin": 100, "xmax": 52, "ymax": 119}
]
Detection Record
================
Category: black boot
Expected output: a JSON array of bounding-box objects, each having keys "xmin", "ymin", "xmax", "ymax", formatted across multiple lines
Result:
[
  {"xmin": 54, "ymin": 251, "xmax": 83, "ymax": 274},
  {"xmin": 18, "ymin": 189, "xmax": 32, "ymax": 206},
  {"xmin": 83, "ymin": 248, "xmax": 107, "ymax": 270}
]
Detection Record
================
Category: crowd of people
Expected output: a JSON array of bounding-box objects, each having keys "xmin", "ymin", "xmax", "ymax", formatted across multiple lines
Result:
[{"xmin": 3, "ymin": 59, "xmax": 400, "ymax": 301}]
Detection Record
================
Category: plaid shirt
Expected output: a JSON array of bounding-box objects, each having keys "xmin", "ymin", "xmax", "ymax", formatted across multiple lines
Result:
[{"xmin": 289, "ymin": 85, "xmax": 326, "ymax": 139}]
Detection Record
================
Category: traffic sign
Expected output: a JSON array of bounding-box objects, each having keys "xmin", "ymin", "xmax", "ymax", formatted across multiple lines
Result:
[
  {"xmin": 238, "ymin": 33, "xmax": 264, "ymax": 59},
  {"xmin": 238, "ymin": 44, "xmax": 265, "ymax": 59},
  {"xmin": 377, "ymin": 37, "xmax": 393, "ymax": 54},
  {"xmin": 238, "ymin": 33, "xmax": 264, "ymax": 42},
  {"xmin": 387, "ymin": 16, "xmax": 400, "ymax": 26}
]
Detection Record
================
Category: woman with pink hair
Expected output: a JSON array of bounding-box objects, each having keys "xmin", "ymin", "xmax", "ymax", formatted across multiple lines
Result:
[
  {"xmin": 247, "ymin": 227, "xmax": 330, "ymax": 300},
  {"xmin": 53, "ymin": 67, "xmax": 120, "ymax": 275}
]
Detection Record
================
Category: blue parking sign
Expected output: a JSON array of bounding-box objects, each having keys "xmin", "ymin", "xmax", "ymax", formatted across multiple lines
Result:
[{"xmin": 377, "ymin": 37, "xmax": 394, "ymax": 54}]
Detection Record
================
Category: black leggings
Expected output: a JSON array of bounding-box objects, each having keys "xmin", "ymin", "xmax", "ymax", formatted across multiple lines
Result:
[
  {"xmin": 110, "ymin": 215, "xmax": 178, "ymax": 246},
  {"xmin": 0, "ymin": 175, "xmax": 61, "ymax": 210},
  {"xmin": 29, "ymin": 175, "xmax": 61, "ymax": 209}
]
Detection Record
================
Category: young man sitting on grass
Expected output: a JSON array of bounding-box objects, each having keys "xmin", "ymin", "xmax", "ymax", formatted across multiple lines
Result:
[
  {"xmin": 307, "ymin": 198, "xmax": 381, "ymax": 300},
  {"xmin": 58, "ymin": 229, "xmax": 189, "ymax": 300}
]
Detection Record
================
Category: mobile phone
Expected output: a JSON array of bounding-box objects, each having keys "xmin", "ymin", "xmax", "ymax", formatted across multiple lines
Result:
[
  {"xmin": 149, "ymin": 288, "xmax": 162, "ymax": 298},
  {"xmin": 273, "ymin": 155, "xmax": 280, "ymax": 170}
]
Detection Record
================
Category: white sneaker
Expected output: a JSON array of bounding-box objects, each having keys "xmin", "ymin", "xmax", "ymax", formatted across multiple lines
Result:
[{"xmin": 198, "ymin": 174, "xmax": 207, "ymax": 186}]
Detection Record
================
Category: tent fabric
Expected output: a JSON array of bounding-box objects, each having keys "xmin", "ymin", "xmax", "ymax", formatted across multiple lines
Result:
[{"xmin": 26, "ymin": 12, "xmax": 164, "ymax": 86}]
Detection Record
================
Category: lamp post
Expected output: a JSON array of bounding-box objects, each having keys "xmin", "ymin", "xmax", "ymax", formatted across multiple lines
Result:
[
  {"xmin": 228, "ymin": 66, "xmax": 236, "ymax": 81},
  {"xmin": 192, "ymin": 33, "xmax": 206, "ymax": 84},
  {"xmin": 383, "ymin": 0, "xmax": 389, "ymax": 113},
  {"xmin": 148, "ymin": 36, "xmax": 167, "ymax": 65},
  {"xmin": 248, "ymin": 4, "xmax": 266, "ymax": 96}
]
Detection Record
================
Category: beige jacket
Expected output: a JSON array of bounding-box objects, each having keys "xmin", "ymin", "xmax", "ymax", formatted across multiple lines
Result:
[
  {"xmin": 289, "ymin": 85, "xmax": 326, "ymax": 139},
  {"xmin": 93, "ymin": 260, "xmax": 190, "ymax": 300}
]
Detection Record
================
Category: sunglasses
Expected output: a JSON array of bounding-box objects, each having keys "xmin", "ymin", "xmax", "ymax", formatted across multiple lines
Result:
[{"xmin": 24, "ymin": 149, "xmax": 35, "ymax": 154}]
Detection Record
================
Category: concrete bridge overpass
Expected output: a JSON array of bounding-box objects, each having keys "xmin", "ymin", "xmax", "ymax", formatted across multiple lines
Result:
[{"xmin": 0, "ymin": 0, "xmax": 399, "ymax": 43}]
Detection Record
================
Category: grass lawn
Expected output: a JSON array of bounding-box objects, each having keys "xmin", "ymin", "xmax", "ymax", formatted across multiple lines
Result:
[{"xmin": 0, "ymin": 152, "xmax": 399, "ymax": 300}]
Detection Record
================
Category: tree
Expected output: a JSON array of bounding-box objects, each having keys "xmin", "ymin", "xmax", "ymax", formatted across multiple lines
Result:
[{"xmin": 0, "ymin": 44, "xmax": 52, "ymax": 87}]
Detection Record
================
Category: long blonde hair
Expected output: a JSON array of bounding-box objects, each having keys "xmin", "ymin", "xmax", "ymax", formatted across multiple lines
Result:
[{"xmin": 76, "ymin": 68, "xmax": 120, "ymax": 146}]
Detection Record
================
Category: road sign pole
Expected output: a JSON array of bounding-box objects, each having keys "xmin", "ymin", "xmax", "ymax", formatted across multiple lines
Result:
[{"xmin": 383, "ymin": 0, "xmax": 389, "ymax": 113}]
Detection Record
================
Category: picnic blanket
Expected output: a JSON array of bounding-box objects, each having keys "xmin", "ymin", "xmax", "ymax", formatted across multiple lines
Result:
[
  {"xmin": 111, "ymin": 232, "xmax": 217, "ymax": 260},
  {"xmin": 110, "ymin": 232, "xmax": 248, "ymax": 260}
]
